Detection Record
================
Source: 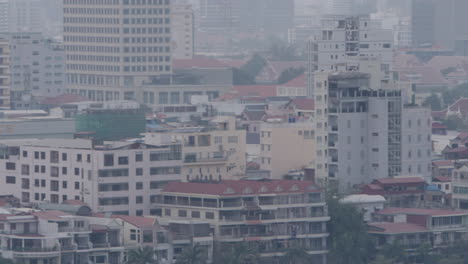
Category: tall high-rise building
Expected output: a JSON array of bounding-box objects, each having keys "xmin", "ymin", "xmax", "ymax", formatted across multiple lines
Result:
[
  {"xmin": 313, "ymin": 71, "xmax": 431, "ymax": 192},
  {"xmin": 0, "ymin": 0, "xmax": 43, "ymax": 33},
  {"xmin": 411, "ymin": 0, "xmax": 468, "ymax": 50},
  {"xmin": 63, "ymin": 0, "xmax": 172, "ymax": 101},
  {"xmin": 4, "ymin": 32, "xmax": 65, "ymax": 108},
  {"xmin": 0, "ymin": 37, "xmax": 10, "ymax": 109},
  {"xmin": 172, "ymin": 4, "xmax": 194, "ymax": 59}
]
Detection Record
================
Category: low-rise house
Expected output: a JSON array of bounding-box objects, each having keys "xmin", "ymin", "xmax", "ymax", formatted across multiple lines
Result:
[
  {"xmin": 0, "ymin": 210, "xmax": 125, "ymax": 264},
  {"xmin": 432, "ymin": 122, "xmax": 448, "ymax": 135},
  {"xmin": 361, "ymin": 177, "xmax": 426, "ymax": 208},
  {"xmin": 368, "ymin": 207, "xmax": 468, "ymax": 250},
  {"xmin": 432, "ymin": 160, "xmax": 454, "ymax": 178},
  {"xmin": 340, "ymin": 194, "xmax": 386, "ymax": 222},
  {"xmin": 152, "ymin": 179, "xmax": 329, "ymax": 264}
]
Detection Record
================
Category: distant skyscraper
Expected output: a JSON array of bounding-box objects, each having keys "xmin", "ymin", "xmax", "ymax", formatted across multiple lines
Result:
[
  {"xmin": 63, "ymin": 0, "xmax": 172, "ymax": 101},
  {"xmin": 0, "ymin": 0, "xmax": 42, "ymax": 33},
  {"xmin": 172, "ymin": 4, "xmax": 194, "ymax": 59},
  {"xmin": 0, "ymin": 37, "xmax": 10, "ymax": 109}
]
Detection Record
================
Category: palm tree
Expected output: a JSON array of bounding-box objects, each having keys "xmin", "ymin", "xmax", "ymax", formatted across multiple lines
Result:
[
  {"xmin": 126, "ymin": 246, "xmax": 157, "ymax": 264},
  {"xmin": 175, "ymin": 244, "xmax": 206, "ymax": 264},
  {"xmin": 218, "ymin": 243, "xmax": 259, "ymax": 264},
  {"xmin": 281, "ymin": 246, "xmax": 310, "ymax": 264}
]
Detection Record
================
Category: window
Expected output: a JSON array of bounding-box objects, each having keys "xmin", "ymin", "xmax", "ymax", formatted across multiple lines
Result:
[
  {"xmin": 62, "ymin": 181, "xmax": 67, "ymax": 189},
  {"xmin": 136, "ymin": 182, "xmax": 143, "ymax": 190},
  {"xmin": 206, "ymin": 212, "xmax": 214, "ymax": 219},
  {"xmin": 34, "ymin": 152, "xmax": 39, "ymax": 159},
  {"xmin": 62, "ymin": 153, "xmax": 67, "ymax": 161},
  {"xmin": 40, "ymin": 152, "xmax": 45, "ymax": 160},
  {"xmin": 136, "ymin": 168, "xmax": 143, "ymax": 176},
  {"xmin": 136, "ymin": 196, "xmax": 143, "ymax": 204},
  {"xmin": 41, "ymin": 180, "xmax": 46, "ymax": 187},
  {"xmin": 76, "ymin": 154, "xmax": 82, "ymax": 162},
  {"xmin": 135, "ymin": 152, "xmax": 143, "ymax": 162},
  {"xmin": 74, "ymin": 182, "xmax": 80, "ymax": 190},
  {"xmin": 62, "ymin": 167, "xmax": 67, "ymax": 175},
  {"xmin": 41, "ymin": 166, "xmax": 46, "ymax": 173},
  {"xmin": 21, "ymin": 165, "xmax": 29, "ymax": 175},
  {"xmin": 192, "ymin": 211, "xmax": 200, "ymax": 218},
  {"xmin": 50, "ymin": 151, "xmax": 59, "ymax": 163},
  {"xmin": 50, "ymin": 167, "xmax": 59, "ymax": 177},
  {"xmin": 104, "ymin": 154, "xmax": 114, "ymax": 166},
  {"xmin": 6, "ymin": 176, "xmax": 15, "ymax": 184},
  {"xmin": 6, "ymin": 162, "xmax": 16, "ymax": 170},
  {"xmin": 74, "ymin": 168, "xmax": 80, "ymax": 176},
  {"xmin": 228, "ymin": 136, "xmax": 238, "ymax": 143},
  {"xmin": 164, "ymin": 209, "xmax": 171, "ymax": 216},
  {"xmin": 118, "ymin": 156, "xmax": 129, "ymax": 165},
  {"xmin": 22, "ymin": 151, "xmax": 28, "ymax": 158},
  {"xmin": 178, "ymin": 210, "xmax": 187, "ymax": 217}
]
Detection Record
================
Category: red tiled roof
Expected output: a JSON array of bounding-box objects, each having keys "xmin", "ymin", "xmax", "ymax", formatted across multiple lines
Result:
[
  {"xmin": 232, "ymin": 85, "xmax": 277, "ymax": 98},
  {"xmin": 432, "ymin": 110, "xmax": 447, "ymax": 119},
  {"xmin": 173, "ymin": 56, "xmax": 228, "ymax": 69},
  {"xmin": 432, "ymin": 122, "xmax": 447, "ymax": 129},
  {"xmin": 281, "ymin": 74, "xmax": 306, "ymax": 87},
  {"xmin": 366, "ymin": 184, "xmax": 383, "ymax": 190},
  {"xmin": 455, "ymin": 132, "xmax": 468, "ymax": 140},
  {"xmin": 444, "ymin": 147, "xmax": 468, "ymax": 153},
  {"xmin": 32, "ymin": 210, "xmax": 71, "ymax": 220},
  {"xmin": 162, "ymin": 180, "xmax": 321, "ymax": 197},
  {"xmin": 394, "ymin": 53, "xmax": 422, "ymax": 68},
  {"xmin": 0, "ymin": 214, "xmax": 13, "ymax": 220},
  {"xmin": 368, "ymin": 222, "xmax": 428, "ymax": 234},
  {"xmin": 434, "ymin": 176, "xmax": 451, "ymax": 182},
  {"xmin": 374, "ymin": 177, "xmax": 425, "ymax": 185},
  {"xmin": 397, "ymin": 66, "xmax": 449, "ymax": 85},
  {"xmin": 449, "ymin": 98, "xmax": 468, "ymax": 118},
  {"xmin": 288, "ymin": 98, "xmax": 314, "ymax": 111},
  {"xmin": 376, "ymin": 207, "xmax": 468, "ymax": 217},
  {"xmin": 112, "ymin": 215, "xmax": 157, "ymax": 229},
  {"xmin": 40, "ymin": 94, "xmax": 88, "ymax": 105},
  {"xmin": 427, "ymin": 56, "xmax": 468, "ymax": 72},
  {"xmin": 432, "ymin": 160, "xmax": 454, "ymax": 167},
  {"xmin": 62, "ymin": 200, "xmax": 87, "ymax": 206}
]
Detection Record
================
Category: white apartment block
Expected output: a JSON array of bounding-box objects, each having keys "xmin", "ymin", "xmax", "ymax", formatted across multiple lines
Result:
[
  {"xmin": 145, "ymin": 116, "xmax": 246, "ymax": 181},
  {"xmin": 0, "ymin": 37, "xmax": 10, "ymax": 109},
  {"xmin": 153, "ymin": 180, "xmax": 329, "ymax": 264},
  {"xmin": 401, "ymin": 106, "xmax": 432, "ymax": 182},
  {"xmin": 0, "ymin": 0, "xmax": 42, "ymax": 34},
  {"xmin": 5, "ymin": 32, "xmax": 65, "ymax": 108},
  {"xmin": 313, "ymin": 71, "xmax": 432, "ymax": 191},
  {"xmin": 259, "ymin": 121, "xmax": 315, "ymax": 179},
  {"xmin": 309, "ymin": 16, "xmax": 393, "ymax": 74},
  {"xmin": 171, "ymin": 4, "xmax": 194, "ymax": 59},
  {"xmin": 0, "ymin": 139, "xmax": 182, "ymax": 216},
  {"xmin": 63, "ymin": 0, "xmax": 172, "ymax": 100},
  {"xmin": 0, "ymin": 210, "xmax": 125, "ymax": 264}
]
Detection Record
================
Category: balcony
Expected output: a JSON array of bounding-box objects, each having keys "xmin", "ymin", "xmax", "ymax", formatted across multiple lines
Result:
[
  {"xmin": 184, "ymin": 155, "xmax": 228, "ymax": 165},
  {"xmin": 9, "ymin": 247, "xmax": 61, "ymax": 258}
]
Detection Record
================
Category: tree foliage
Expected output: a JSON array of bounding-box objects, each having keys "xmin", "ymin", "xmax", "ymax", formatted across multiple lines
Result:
[
  {"xmin": 422, "ymin": 93, "xmax": 442, "ymax": 111},
  {"xmin": 240, "ymin": 54, "xmax": 267, "ymax": 79},
  {"xmin": 327, "ymin": 196, "xmax": 375, "ymax": 264},
  {"xmin": 442, "ymin": 83, "xmax": 468, "ymax": 106},
  {"xmin": 215, "ymin": 243, "xmax": 259, "ymax": 264},
  {"xmin": 277, "ymin": 67, "xmax": 305, "ymax": 84},
  {"xmin": 281, "ymin": 245, "xmax": 310, "ymax": 264},
  {"xmin": 126, "ymin": 246, "xmax": 157, "ymax": 264},
  {"xmin": 176, "ymin": 244, "xmax": 207, "ymax": 264},
  {"xmin": 268, "ymin": 40, "xmax": 300, "ymax": 61},
  {"xmin": 442, "ymin": 114, "xmax": 467, "ymax": 131},
  {"xmin": 441, "ymin": 67, "xmax": 457, "ymax": 76}
]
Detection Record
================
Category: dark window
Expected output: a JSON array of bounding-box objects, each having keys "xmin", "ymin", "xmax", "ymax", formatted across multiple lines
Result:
[
  {"xmin": 5, "ymin": 176, "xmax": 15, "ymax": 184},
  {"xmin": 136, "ymin": 182, "xmax": 143, "ymax": 190},
  {"xmin": 62, "ymin": 181, "xmax": 67, "ymax": 189},
  {"xmin": 136, "ymin": 196, "xmax": 143, "ymax": 204},
  {"xmin": 34, "ymin": 152, "xmax": 39, "ymax": 159},
  {"xmin": 41, "ymin": 166, "xmax": 46, "ymax": 173},
  {"xmin": 74, "ymin": 182, "xmax": 80, "ymax": 190},
  {"xmin": 164, "ymin": 209, "xmax": 171, "ymax": 216},
  {"xmin": 40, "ymin": 152, "xmax": 45, "ymax": 160},
  {"xmin": 41, "ymin": 180, "xmax": 46, "ymax": 187},
  {"xmin": 104, "ymin": 154, "xmax": 114, "ymax": 166},
  {"xmin": 135, "ymin": 152, "xmax": 143, "ymax": 162},
  {"xmin": 74, "ymin": 168, "xmax": 80, "ymax": 176},
  {"xmin": 62, "ymin": 153, "xmax": 67, "ymax": 161},
  {"xmin": 118, "ymin": 156, "xmax": 129, "ymax": 165},
  {"xmin": 6, "ymin": 162, "xmax": 15, "ymax": 170},
  {"xmin": 34, "ymin": 165, "xmax": 39, "ymax": 173},
  {"xmin": 77, "ymin": 154, "xmax": 82, "ymax": 162},
  {"xmin": 191, "ymin": 211, "xmax": 200, "ymax": 218},
  {"xmin": 62, "ymin": 167, "xmax": 67, "ymax": 175},
  {"xmin": 22, "ymin": 151, "xmax": 28, "ymax": 158},
  {"xmin": 206, "ymin": 212, "xmax": 214, "ymax": 219},
  {"xmin": 178, "ymin": 210, "xmax": 187, "ymax": 217},
  {"xmin": 136, "ymin": 168, "xmax": 143, "ymax": 176}
]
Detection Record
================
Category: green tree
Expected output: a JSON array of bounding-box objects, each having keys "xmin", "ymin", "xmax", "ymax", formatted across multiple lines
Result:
[
  {"xmin": 281, "ymin": 245, "xmax": 310, "ymax": 264},
  {"xmin": 176, "ymin": 244, "xmax": 206, "ymax": 264},
  {"xmin": 368, "ymin": 255, "xmax": 394, "ymax": 264},
  {"xmin": 327, "ymin": 196, "xmax": 375, "ymax": 264},
  {"xmin": 415, "ymin": 243, "xmax": 439, "ymax": 264},
  {"xmin": 422, "ymin": 93, "xmax": 442, "ymax": 111},
  {"xmin": 233, "ymin": 67, "xmax": 256, "ymax": 85},
  {"xmin": 381, "ymin": 242, "xmax": 406, "ymax": 262},
  {"xmin": 268, "ymin": 40, "xmax": 300, "ymax": 61},
  {"xmin": 443, "ymin": 114, "xmax": 464, "ymax": 130},
  {"xmin": 439, "ymin": 255, "xmax": 464, "ymax": 264},
  {"xmin": 277, "ymin": 67, "xmax": 305, "ymax": 84},
  {"xmin": 216, "ymin": 243, "xmax": 259, "ymax": 264},
  {"xmin": 126, "ymin": 246, "xmax": 157, "ymax": 264},
  {"xmin": 441, "ymin": 67, "xmax": 457, "ymax": 76},
  {"xmin": 240, "ymin": 54, "xmax": 267, "ymax": 79}
]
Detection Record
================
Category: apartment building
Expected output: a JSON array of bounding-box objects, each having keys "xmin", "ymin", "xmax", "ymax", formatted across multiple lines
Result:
[
  {"xmin": 0, "ymin": 210, "xmax": 125, "ymax": 264},
  {"xmin": 153, "ymin": 180, "xmax": 329, "ymax": 264},
  {"xmin": 145, "ymin": 116, "xmax": 246, "ymax": 181},
  {"xmin": 308, "ymin": 15, "xmax": 393, "ymax": 73},
  {"xmin": 4, "ymin": 32, "xmax": 65, "ymax": 108},
  {"xmin": 259, "ymin": 121, "xmax": 315, "ymax": 179},
  {"xmin": 451, "ymin": 164, "xmax": 468, "ymax": 209},
  {"xmin": 0, "ymin": 0, "xmax": 42, "ymax": 34},
  {"xmin": 171, "ymin": 4, "xmax": 194, "ymax": 59},
  {"xmin": 0, "ymin": 36, "xmax": 10, "ymax": 109},
  {"xmin": 369, "ymin": 207, "xmax": 468, "ymax": 251},
  {"xmin": 63, "ymin": 0, "xmax": 172, "ymax": 100},
  {"xmin": 0, "ymin": 139, "xmax": 182, "ymax": 216}
]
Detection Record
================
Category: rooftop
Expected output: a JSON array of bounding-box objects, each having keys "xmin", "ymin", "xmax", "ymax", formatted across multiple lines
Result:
[
  {"xmin": 287, "ymin": 98, "xmax": 315, "ymax": 111},
  {"xmin": 432, "ymin": 160, "xmax": 454, "ymax": 167},
  {"xmin": 368, "ymin": 222, "xmax": 428, "ymax": 234},
  {"xmin": 374, "ymin": 177, "xmax": 425, "ymax": 185},
  {"xmin": 161, "ymin": 180, "xmax": 321, "ymax": 197},
  {"xmin": 111, "ymin": 215, "xmax": 160, "ymax": 229},
  {"xmin": 376, "ymin": 207, "xmax": 468, "ymax": 217},
  {"xmin": 32, "ymin": 210, "xmax": 72, "ymax": 221},
  {"xmin": 340, "ymin": 194, "xmax": 386, "ymax": 204}
]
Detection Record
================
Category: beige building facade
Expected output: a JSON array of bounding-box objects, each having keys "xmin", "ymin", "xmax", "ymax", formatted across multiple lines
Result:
[
  {"xmin": 171, "ymin": 4, "xmax": 193, "ymax": 59},
  {"xmin": 0, "ymin": 37, "xmax": 10, "ymax": 109},
  {"xmin": 259, "ymin": 121, "xmax": 315, "ymax": 179}
]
